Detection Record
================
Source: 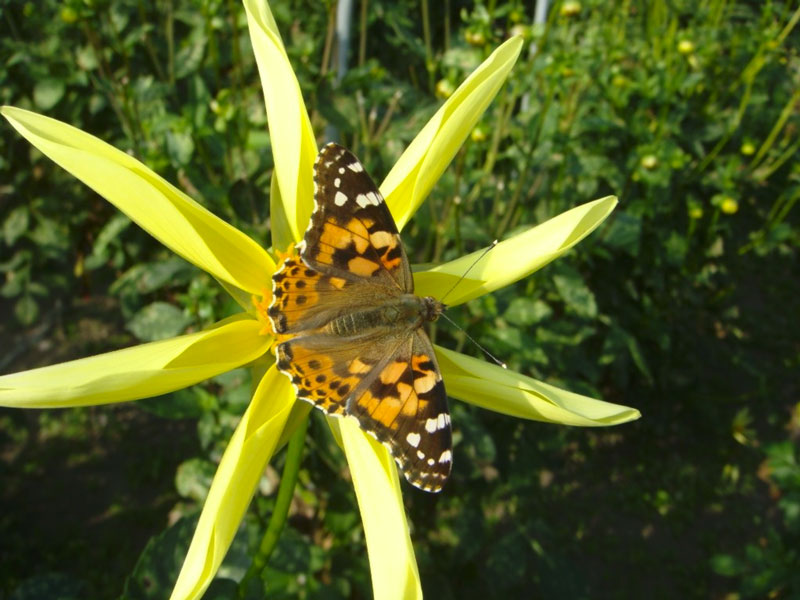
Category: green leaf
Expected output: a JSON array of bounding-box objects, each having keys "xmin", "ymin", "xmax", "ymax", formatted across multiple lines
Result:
[
  {"xmin": 85, "ymin": 214, "xmax": 132, "ymax": 269},
  {"xmin": 625, "ymin": 331, "xmax": 654, "ymax": 385},
  {"xmin": 175, "ymin": 458, "xmax": 216, "ymax": 502},
  {"xmin": 3, "ymin": 207, "xmax": 29, "ymax": 246},
  {"xmin": 166, "ymin": 129, "xmax": 195, "ymax": 165},
  {"xmin": 10, "ymin": 572, "xmax": 86, "ymax": 600},
  {"xmin": 126, "ymin": 302, "xmax": 191, "ymax": 341},
  {"xmin": 553, "ymin": 266, "xmax": 598, "ymax": 319},
  {"xmin": 33, "ymin": 78, "xmax": 65, "ymax": 110},
  {"xmin": 122, "ymin": 516, "xmax": 198, "ymax": 600},
  {"xmin": 603, "ymin": 211, "xmax": 641, "ymax": 255},
  {"xmin": 504, "ymin": 297, "xmax": 552, "ymax": 326},
  {"xmin": 15, "ymin": 295, "xmax": 38, "ymax": 325},
  {"xmin": 710, "ymin": 553, "xmax": 742, "ymax": 577},
  {"xmin": 76, "ymin": 45, "xmax": 98, "ymax": 70},
  {"xmin": 665, "ymin": 231, "xmax": 688, "ymax": 266},
  {"xmin": 110, "ymin": 258, "xmax": 195, "ymax": 295}
]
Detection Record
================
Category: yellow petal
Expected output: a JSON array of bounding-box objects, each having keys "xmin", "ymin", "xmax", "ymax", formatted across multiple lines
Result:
[
  {"xmin": 170, "ymin": 365, "xmax": 294, "ymax": 600},
  {"xmin": 244, "ymin": 0, "xmax": 317, "ymax": 243},
  {"xmin": 268, "ymin": 169, "xmax": 295, "ymax": 258},
  {"xmin": 381, "ymin": 37, "xmax": 523, "ymax": 230},
  {"xmin": 0, "ymin": 317, "xmax": 270, "ymax": 408},
  {"xmin": 415, "ymin": 196, "xmax": 618, "ymax": 305},
  {"xmin": 334, "ymin": 418, "xmax": 422, "ymax": 600},
  {"xmin": 1, "ymin": 106, "xmax": 275, "ymax": 295},
  {"xmin": 437, "ymin": 346, "xmax": 641, "ymax": 426}
]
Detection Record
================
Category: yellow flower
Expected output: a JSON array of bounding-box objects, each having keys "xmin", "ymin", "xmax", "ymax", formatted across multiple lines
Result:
[
  {"xmin": 560, "ymin": 1, "xmax": 582, "ymax": 17},
  {"xmin": 677, "ymin": 39, "xmax": 695, "ymax": 55},
  {"xmin": 640, "ymin": 154, "xmax": 659, "ymax": 170},
  {"xmin": 435, "ymin": 78, "xmax": 456, "ymax": 99},
  {"xmin": 0, "ymin": 1, "xmax": 640, "ymax": 599},
  {"xmin": 720, "ymin": 197, "xmax": 739, "ymax": 214}
]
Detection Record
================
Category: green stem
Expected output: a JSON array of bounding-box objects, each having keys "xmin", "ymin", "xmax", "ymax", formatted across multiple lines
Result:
[
  {"xmin": 358, "ymin": 0, "xmax": 368, "ymax": 67},
  {"xmin": 420, "ymin": 0, "xmax": 435, "ymax": 92},
  {"xmin": 694, "ymin": 79, "xmax": 753, "ymax": 175},
  {"xmin": 749, "ymin": 87, "xmax": 800, "ymax": 170},
  {"xmin": 237, "ymin": 414, "xmax": 310, "ymax": 598},
  {"xmin": 754, "ymin": 136, "xmax": 800, "ymax": 183}
]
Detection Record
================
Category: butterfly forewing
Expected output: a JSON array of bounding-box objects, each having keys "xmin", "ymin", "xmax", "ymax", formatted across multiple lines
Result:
[
  {"xmin": 269, "ymin": 142, "xmax": 452, "ymax": 492},
  {"xmin": 303, "ymin": 144, "xmax": 412, "ymax": 292}
]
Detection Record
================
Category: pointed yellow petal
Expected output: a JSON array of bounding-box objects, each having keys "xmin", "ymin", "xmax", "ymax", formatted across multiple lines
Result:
[
  {"xmin": 268, "ymin": 169, "xmax": 295, "ymax": 258},
  {"xmin": 170, "ymin": 366, "xmax": 294, "ymax": 600},
  {"xmin": 415, "ymin": 196, "xmax": 618, "ymax": 304},
  {"xmin": 244, "ymin": 0, "xmax": 317, "ymax": 243},
  {"xmin": 1, "ymin": 106, "xmax": 275, "ymax": 295},
  {"xmin": 0, "ymin": 317, "xmax": 270, "ymax": 408},
  {"xmin": 381, "ymin": 37, "xmax": 523, "ymax": 230},
  {"xmin": 335, "ymin": 418, "xmax": 422, "ymax": 600},
  {"xmin": 437, "ymin": 346, "xmax": 641, "ymax": 426}
]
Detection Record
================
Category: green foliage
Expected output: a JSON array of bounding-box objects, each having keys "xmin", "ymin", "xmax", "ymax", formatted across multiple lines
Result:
[{"xmin": 1, "ymin": 0, "xmax": 799, "ymax": 598}]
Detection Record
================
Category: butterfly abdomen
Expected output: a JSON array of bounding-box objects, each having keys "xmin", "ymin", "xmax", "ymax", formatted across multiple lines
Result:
[{"xmin": 325, "ymin": 295, "xmax": 439, "ymax": 337}]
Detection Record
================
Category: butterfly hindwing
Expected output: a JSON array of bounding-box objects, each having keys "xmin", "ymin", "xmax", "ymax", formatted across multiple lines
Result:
[
  {"xmin": 269, "ymin": 256, "xmax": 359, "ymax": 335},
  {"xmin": 275, "ymin": 332, "xmax": 391, "ymax": 417},
  {"xmin": 347, "ymin": 331, "xmax": 452, "ymax": 491}
]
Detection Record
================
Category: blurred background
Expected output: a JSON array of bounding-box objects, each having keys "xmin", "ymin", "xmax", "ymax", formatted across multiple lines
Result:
[{"xmin": 1, "ymin": 0, "xmax": 798, "ymax": 598}]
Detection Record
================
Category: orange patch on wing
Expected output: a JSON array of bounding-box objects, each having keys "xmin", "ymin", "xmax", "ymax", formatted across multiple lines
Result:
[
  {"xmin": 412, "ymin": 354, "xmax": 433, "ymax": 370},
  {"xmin": 319, "ymin": 223, "xmax": 353, "ymax": 250},
  {"xmin": 355, "ymin": 390, "xmax": 381, "ymax": 416},
  {"xmin": 380, "ymin": 361, "xmax": 407, "ymax": 384},
  {"xmin": 371, "ymin": 396, "xmax": 402, "ymax": 428},
  {"xmin": 345, "ymin": 218, "xmax": 370, "ymax": 241},
  {"xmin": 347, "ymin": 256, "xmax": 380, "ymax": 277},
  {"xmin": 381, "ymin": 256, "xmax": 403, "ymax": 271},
  {"xmin": 313, "ymin": 250, "xmax": 334, "ymax": 265},
  {"xmin": 370, "ymin": 230, "xmax": 395, "ymax": 248},
  {"xmin": 399, "ymin": 384, "xmax": 417, "ymax": 415},
  {"xmin": 287, "ymin": 288, "xmax": 318, "ymax": 311},
  {"xmin": 328, "ymin": 277, "xmax": 347, "ymax": 289},
  {"xmin": 413, "ymin": 370, "xmax": 438, "ymax": 394},
  {"xmin": 349, "ymin": 358, "xmax": 372, "ymax": 374}
]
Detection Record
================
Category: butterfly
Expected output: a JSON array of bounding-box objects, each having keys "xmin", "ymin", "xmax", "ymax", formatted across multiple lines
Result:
[{"xmin": 267, "ymin": 142, "xmax": 452, "ymax": 492}]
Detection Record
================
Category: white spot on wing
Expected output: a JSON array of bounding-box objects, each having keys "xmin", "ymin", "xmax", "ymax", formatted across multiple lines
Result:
[
  {"xmin": 338, "ymin": 167, "xmax": 345, "ymax": 174},
  {"xmin": 334, "ymin": 191, "xmax": 348, "ymax": 206},
  {"xmin": 417, "ymin": 450, "xmax": 425, "ymax": 459},
  {"xmin": 406, "ymin": 432, "xmax": 421, "ymax": 447},
  {"xmin": 348, "ymin": 161, "xmax": 364, "ymax": 172},
  {"xmin": 438, "ymin": 450, "xmax": 452, "ymax": 463},
  {"xmin": 425, "ymin": 418, "xmax": 437, "ymax": 433},
  {"xmin": 334, "ymin": 177, "xmax": 341, "ymax": 188},
  {"xmin": 356, "ymin": 193, "xmax": 371, "ymax": 208}
]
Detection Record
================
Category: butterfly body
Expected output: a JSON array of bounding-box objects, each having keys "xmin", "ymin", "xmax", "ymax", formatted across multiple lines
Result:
[
  {"xmin": 325, "ymin": 294, "xmax": 443, "ymax": 338},
  {"xmin": 268, "ymin": 143, "xmax": 452, "ymax": 492}
]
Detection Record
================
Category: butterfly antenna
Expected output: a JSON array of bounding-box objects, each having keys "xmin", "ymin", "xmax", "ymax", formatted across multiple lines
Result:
[
  {"xmin": 439, "ymin": 239, "xmax": 499, "ymax": 304},
  {"xmin": 439, "ymin": 312, "xmax": 507, "ymax": 369}
]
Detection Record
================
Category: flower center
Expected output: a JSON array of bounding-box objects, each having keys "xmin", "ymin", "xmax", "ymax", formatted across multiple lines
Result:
[{"xmin": 252, "ymin": 289, "xmax": 275, "ymax": 336}]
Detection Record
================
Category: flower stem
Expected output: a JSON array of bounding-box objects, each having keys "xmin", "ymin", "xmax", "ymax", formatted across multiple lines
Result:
[{"xmin": 238, "ymin": 414, "xmax": 309, "ymax": 598}]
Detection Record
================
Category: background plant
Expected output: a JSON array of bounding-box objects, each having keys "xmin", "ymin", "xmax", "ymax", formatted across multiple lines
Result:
[{"xmin": 1, "ymin": 0, "xmax": 798, "ymax": 598}]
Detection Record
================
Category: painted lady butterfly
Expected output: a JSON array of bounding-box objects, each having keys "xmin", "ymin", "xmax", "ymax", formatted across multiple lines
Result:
[{"xmin": 268, "ymin": 143, "xmax": 452, "ymax": 492}]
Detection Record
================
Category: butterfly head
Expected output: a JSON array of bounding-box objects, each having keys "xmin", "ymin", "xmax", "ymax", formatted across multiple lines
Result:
[{"xmin": 421, "ymin": 296, "xmax": 445, "ymax": 323}]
